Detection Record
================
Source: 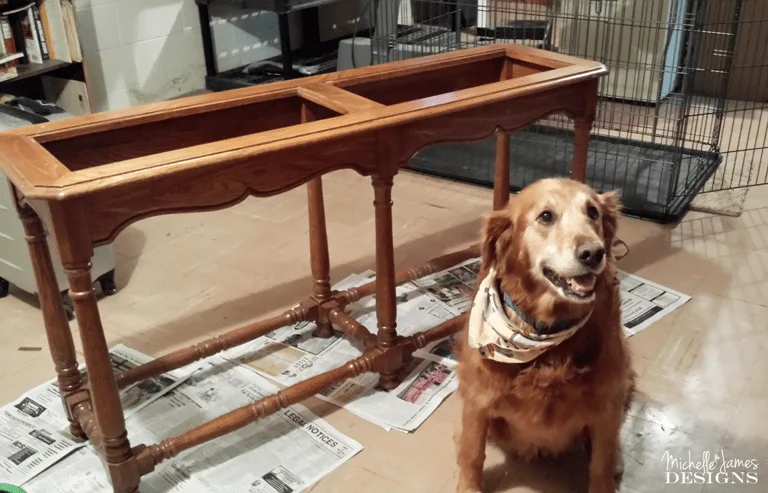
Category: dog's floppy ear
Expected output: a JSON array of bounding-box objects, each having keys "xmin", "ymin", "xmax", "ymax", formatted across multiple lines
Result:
[
  {"xmin": 481, "ymin": 210, "xmax": 513, "ymax": 271},
  {"xmin": 599, "ymin": 190, "xmax": 622, "ymax": 257}
]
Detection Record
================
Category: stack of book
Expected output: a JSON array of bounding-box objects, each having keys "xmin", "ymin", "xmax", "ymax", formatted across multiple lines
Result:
[{"xmin": 1, "ymin": 0, "xmax": 81, "ymax": 82}]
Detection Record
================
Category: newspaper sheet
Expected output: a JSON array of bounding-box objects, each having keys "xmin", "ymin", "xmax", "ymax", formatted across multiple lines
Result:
[
  {"xmin": 617, "ymin": 271, "xmax": 691, "ymax": 337},
  {"xmin": 23, "ymin": 355, "xmax": 363, "ymax": 493},
  {"xmin": 409, "ymin": 258, "xmax": 481, "ymax": 315},
  {"xmin": 0, "ymin": 344, "xmax": 195, "ymax": 486}
]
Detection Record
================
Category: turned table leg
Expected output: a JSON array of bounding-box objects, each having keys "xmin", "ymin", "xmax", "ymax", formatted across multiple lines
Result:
[
  {"xmin": 371, "ymin": 175, "xmax": 400, "ymax": 390},
  {"xmin": 572, "ymin": 78, "xmax": 598, "ymax": 184},
  {"xmin": 494, "ymin": 131, "xmax": 511, "ymax": 210},
  {"xmin": 307, "ymin": 177, "xmax": 334, "ymax": 338},
  {"xmin": 64, "ymin": 256, "xmax": 139, "ymax": 492},
  {"xmin": 19, "ymin": 207, "xmax": 86, "ymax": 438},
  {"xmin": 571, "ymin": 118, "xmax": 593, "ymax": 183}
]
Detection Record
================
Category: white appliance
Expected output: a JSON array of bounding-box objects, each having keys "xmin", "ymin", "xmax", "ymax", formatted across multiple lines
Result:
[
  {"xmin": 558, "ymin": 0, "xmax": 687, "ymax": 103},
  {"xmin": 0, "ymin": 173, "xmax": 116, "ymax": 318}
]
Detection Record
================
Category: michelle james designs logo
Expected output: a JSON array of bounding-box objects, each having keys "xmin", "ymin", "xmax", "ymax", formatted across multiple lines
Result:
[{"xmin": 663, "ymin": 450, "xmax": 760, "ymax": 486}]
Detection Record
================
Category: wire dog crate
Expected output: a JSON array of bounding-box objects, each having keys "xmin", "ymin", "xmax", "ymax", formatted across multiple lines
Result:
[{"xmin": 360, "ymin": 0, "xmax": 768, "ymax": 221}]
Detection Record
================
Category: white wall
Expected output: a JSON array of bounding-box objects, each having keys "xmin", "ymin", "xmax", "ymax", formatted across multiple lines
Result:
[{"xmin": 74, "ymin": 0, "xmax": 207, "ymax": 112}]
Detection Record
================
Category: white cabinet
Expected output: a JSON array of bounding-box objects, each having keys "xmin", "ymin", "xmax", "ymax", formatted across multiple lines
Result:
[
  {"xmin": 0, "ymin": 173, "xmax": 116, "ymax": 313},
  {"xmin": 558, "ymin": 0, "xmax": 688, "ymax": 103}
]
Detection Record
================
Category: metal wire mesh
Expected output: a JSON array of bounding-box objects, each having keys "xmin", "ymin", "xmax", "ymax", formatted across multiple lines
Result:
[{"xmin": 361, "ymin": 0, "xmax": 767, "ymax": 221}]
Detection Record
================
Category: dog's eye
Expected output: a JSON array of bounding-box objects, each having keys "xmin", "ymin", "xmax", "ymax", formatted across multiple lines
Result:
[
  {"xmin": 537, "ymin": 210, "xmax": 554, "ymax": 224},
  {"xmin": 587, "ymin": 205, "xmax": 600, "ymax": 220}
]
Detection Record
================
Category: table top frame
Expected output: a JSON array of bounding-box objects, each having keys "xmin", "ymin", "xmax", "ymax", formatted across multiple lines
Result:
[{"xmin": 0, "ymin": 45, "xmax": 604, "ymax": 201}]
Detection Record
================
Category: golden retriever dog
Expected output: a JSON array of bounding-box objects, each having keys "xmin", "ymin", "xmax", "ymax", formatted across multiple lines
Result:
[{"xmin": 454, "ymin": 177, "xmax": 635, "ymax": 493}]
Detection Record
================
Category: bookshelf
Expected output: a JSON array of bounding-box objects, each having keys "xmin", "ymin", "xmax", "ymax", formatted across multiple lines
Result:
[
  {"xmin": 11, "ymin": 57, "xmax": 68, "ymax": 80},
  {"xmin": 1, "ymin": 0, "xmax": 84, "ymax": 99}
]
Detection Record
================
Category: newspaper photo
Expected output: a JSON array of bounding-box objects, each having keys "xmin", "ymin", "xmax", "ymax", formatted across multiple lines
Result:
[
  {"xmin": 24, "ymin": 355, "xmax": 363, "ymax": 493},
  {"xmin": 0, "ymin": 409, "xmax": 82, "ymax": 486},
  {"xmin": 410, "ymin": 258, "xmax": 481, "ymax": 314},
  {"xmin": 413, "ymin": 333, "xmax": 460, "ymax": 368},
  {"xmin": 317, "ymin": 357, "xmax": 458, "ymax": 432}
]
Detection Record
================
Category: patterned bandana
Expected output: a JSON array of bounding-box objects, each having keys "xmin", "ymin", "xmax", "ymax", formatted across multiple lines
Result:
[{"xmin": 467, "ymin": 267, "xmax": 593, "ymax": 364}]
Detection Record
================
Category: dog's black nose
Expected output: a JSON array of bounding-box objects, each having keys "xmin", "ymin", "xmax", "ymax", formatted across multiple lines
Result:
[{"xmin": 576, "ymin": 242, "xmax": 605, "ymax": 269}]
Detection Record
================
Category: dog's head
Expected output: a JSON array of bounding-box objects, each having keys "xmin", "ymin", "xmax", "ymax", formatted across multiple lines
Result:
[{"xmin": 481, "ymin": 178, "xmax": 621, "ymax": 311}]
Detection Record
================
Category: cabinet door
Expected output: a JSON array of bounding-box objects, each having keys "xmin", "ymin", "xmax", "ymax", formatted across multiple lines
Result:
[{"xmin": 0, "ymin": 175, "xmax": 37, "ymax": 293}]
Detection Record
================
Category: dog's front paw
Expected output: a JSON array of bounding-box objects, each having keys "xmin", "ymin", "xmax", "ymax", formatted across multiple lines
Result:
[
  {"xmin": 614, "ymin": 453, "xmax": 625, "ymax": 478},
  {"xmin": 456, "ymin": 478, "xmax": 483, "ymax": 493},
  {"xmin": 588, "ymin": 478, "xmax": 617, "ymax": 493}
]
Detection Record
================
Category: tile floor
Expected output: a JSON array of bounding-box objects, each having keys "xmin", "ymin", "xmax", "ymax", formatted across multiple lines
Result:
[{"xmin": 2, "ymin": 170, "xmax": 767, "ymax": 492}]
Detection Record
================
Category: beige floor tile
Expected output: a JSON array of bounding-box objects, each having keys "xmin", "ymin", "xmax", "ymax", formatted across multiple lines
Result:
[
  {"xmin": 435, "ymin": 439, "xmax": 509, "ymax": 493},
  {"xmin": 618, "ymin": 211, "xmax": 768, "ymax": 307},
  {"xmin": 746, "ymin": 340, "xmax": 768, "ymax": 387},
  {"xmin": 0, "ymin": 361, "xmax": 52, "ymax": 404},
  {"xmin": 743, "ymin": 184, "xmax": 768, "ymax": 210},
  {"xmin": 225, "ymin": 188, "xmax": 309, "ymax": 225},
  {"xmin": 721, "ymin": 383, "xmax": 768, "ymax": 456},
  {"xmin": 304, "ymin": 464, "xmax": 376, "ymax": 493},
  {"xmin": 629, "ymin": 355, "xmax": 652, "ymax": 379},
  {"xmin": 112, "ymin": 213, "xmax": 209, "ymax": 259},
  {"xmin": 631, "ymin": 374, "xmax": 737, "ymax": 446},
  {"xmin": 651, "ymin": 322, "xmax": 756, "ymax": 395},
  {"xmin": 625, "ymin": 307, "xmax": 684, "ymax": 363},
  {"xmin": 620, "ymin": 416, "xmax": 716, "ymax": 493},
  {"xmin": 337, "ymin": 412, "xmax": 458, "ymax": 492},
  {"xmin": 356, "ymin": 473, "xmax": 426, "ymax": 493}
]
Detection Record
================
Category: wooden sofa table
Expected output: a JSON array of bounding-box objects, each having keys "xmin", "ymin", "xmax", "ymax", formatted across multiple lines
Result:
[{"xmin": 0, "ymin": 44, "xmax": 605, "ymax": 492}]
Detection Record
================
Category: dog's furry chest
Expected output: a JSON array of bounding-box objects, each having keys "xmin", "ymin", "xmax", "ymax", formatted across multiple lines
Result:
[
  {"xmin": 484, "ymin": 361, "xmax": 599, "ymax": 455},
  {"xmin": 489, "ymin": 358, "xmax": 595, "ymax": 417}
]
